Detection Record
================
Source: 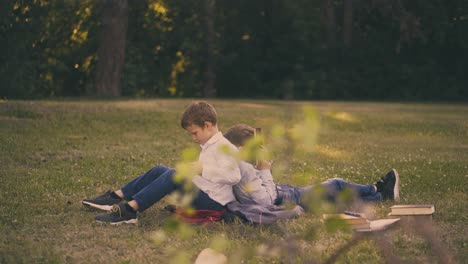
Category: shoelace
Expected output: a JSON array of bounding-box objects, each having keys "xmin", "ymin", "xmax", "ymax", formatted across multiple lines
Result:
[{"xmin": 111, "ymin": 204, "xmax": 122, "ymax": 217}]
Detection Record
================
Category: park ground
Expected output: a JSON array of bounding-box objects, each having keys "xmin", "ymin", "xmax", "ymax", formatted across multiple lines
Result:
[{"xmin": 0, "ymin": 99, "xmax": 467, "ymax": 263}]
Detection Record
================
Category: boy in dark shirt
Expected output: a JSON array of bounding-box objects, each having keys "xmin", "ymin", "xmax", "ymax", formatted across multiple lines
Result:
[{"xmin": 224, "ymin": 124, "xmax": 400, "ymax": 210}]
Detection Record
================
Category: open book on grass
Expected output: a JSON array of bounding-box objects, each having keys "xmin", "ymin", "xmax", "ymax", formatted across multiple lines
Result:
[
  {"xmin": 389, "ymin": 204, "xmax": 435, "ymax": 216},
  {"xmin": 355, "ymin": 218, "xmax": 401, "ymax": 232},
  {"xmin": 323, "ymin": 213, "xmax": 370, "ymax": 230},
  {"xmin": 323, "ymin": 213, "xmax": 400, "ymax": 232}
]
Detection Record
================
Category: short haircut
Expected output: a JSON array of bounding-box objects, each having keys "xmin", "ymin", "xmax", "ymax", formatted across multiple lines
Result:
[
  {"xmin": 180, "ymin": 101, "xmax": 218, "ymax": 128},
  {"xmin": 224, "ymin": 124, "xmax": 255, "ymax": 147}
]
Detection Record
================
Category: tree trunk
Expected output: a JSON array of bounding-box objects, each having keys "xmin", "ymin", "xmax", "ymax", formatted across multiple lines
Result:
[
  {"xmin": 95, "ymin": 0, "xmax": 128, "ymax": 97},
  {"xmin": 203, "ymin": 0, "xmax": 217, "ymax": 98},
  {"xmin": 343, "ymin": 0, "xmax": 353, "ymax": 47},
  {"xmin": 323, "ymin": 0, "xmax": 336, "ymax": 48}
]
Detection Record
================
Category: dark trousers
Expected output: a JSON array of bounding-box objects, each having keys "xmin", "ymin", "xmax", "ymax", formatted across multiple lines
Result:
[
  {"xmin": 276, "ymin": 178, "xmax": 382, "ymax": 210},
  {"xmin": 121, "ymin": 165, "xmax": 224, "ymax": 212}
]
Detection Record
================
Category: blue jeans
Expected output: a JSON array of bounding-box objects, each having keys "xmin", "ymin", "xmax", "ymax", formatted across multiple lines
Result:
[
  {"xmin": 275, "ymin": 178, "xmax": 382, "ymax": 210},
  {"xmin": 121, "ymin": 165, "xmax": 224, "ymax": 212}
]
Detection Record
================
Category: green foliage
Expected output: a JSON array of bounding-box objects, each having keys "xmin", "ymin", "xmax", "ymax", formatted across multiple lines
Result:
[{"xmin": 1, "ymin": 1, "xmax": 468, "ymax": 99}]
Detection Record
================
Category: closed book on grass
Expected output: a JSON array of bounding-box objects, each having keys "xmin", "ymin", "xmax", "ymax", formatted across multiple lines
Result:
[{"xmin": 389, "ymin": 204, "xmax": 435, "ymax": 216}]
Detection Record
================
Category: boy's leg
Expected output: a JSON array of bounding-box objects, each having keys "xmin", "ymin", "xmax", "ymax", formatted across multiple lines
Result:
[
  {"xmin": 95, "ymin": 168, "xmax": 229, "ymax": 224},
  {"xmin": 275, "ymin": 184, "xmax": 301, "ymax": 206},
  {"xmin": 294, "ymin": 178, "xmax": 382, "ymax": 207},
  {"xmin": 95, "ymin": 202, "xmax": 138, "ymax": 225},
  {"xmin": 82, "ymin": 165, "xmax": 172, "ymax": 211},
  {"xmin": 190, "ymin": 191, "xmax": 225, "ymax": 211},
  {"xmin": 320, "ymin": 178, "xmax": 377, "ymax": 198},
  {"xmin": 120, "ymin": 165, "xmax": 173, "ymax": 200},
  {"xmin": 296, "ymin": 170, "xmax": 399, "ymax": 206},
  {"xmin": 359, "ymin": 192, "xmax": 383, "ymax": 202},
  {"xmin": 128, "ymin": 167, "xmax": 179, "ymax": 212},
  {"xmin": 82, "ymin": 190, "xmax": 123, "ymax": 211},
  {"xmin": 375, "ymin": 169, "xmax": 400, "ymax": 201},
  {"xmin": 95, "ymin": 168, "xmax": 179, "ymax": 224}
]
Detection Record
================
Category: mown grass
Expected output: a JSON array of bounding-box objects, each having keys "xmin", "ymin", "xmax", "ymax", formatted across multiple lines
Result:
[{"xmin": 0, "ymin": 99, "xmax": 467, "ymax": 263}]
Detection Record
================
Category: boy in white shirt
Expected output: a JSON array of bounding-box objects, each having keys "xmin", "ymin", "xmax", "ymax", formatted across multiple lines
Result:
[{"xmin": 83, "ymin": 102, "xmax": 241, "ymax": 225}]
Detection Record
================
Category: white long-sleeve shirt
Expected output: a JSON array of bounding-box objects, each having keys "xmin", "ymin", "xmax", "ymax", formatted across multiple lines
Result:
[
  {"xmin": 233, "ymin": 161, "xmax": 278, "ymax": 205},
  {"xmin": 192, "ymin": 132, "xmax": 241, "ymax": 205}
]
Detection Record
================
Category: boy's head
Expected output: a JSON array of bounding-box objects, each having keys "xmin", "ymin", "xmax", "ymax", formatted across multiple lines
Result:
[
  {"xmin": 224, "ymin": 124, "xmax": 255, "ymax": 148},
  {"xmin": 181, "ymin": 101, "xmax": 219, "ymax": 145}
]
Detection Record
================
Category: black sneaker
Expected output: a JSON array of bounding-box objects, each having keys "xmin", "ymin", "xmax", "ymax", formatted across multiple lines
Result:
[
  {"xmin": 375, "ymin": 169, "xmax": 400, "ymax": 202},
  {"xmin": 95, "ymin": 202, "xmax": 138, "ymax": 225},
  {"xmin": 82, "ymin": 191, "xmax": 122, "ymax": 211}
]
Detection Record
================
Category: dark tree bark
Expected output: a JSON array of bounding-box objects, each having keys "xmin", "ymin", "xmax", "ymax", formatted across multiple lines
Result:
[
  {"xmin": 203, "ymin": 0, "xmax": 217, "ymax": 98},
  {"xmin": 343, "ymin": 0, "xmax": 353, "ymax": 47},
  {"xmin": 323, "ymin": 0, "xmax": 336, "ymax": 48},
  {"xmin": 95, "ymin": 0, "xmax": 128, "ymax": 97}
]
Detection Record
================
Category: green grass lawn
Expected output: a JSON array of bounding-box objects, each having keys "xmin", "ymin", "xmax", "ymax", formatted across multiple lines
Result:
[{"xmin": 1, "ymin": 99, "xmax": 467, "ymax": 263}]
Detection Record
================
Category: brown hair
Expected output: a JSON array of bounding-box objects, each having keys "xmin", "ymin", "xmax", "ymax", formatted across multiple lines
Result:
[
  {"xmin": 224, "ymin": 124, "xmax": 255, "ymax": 147},
  {"xmin": 180, "ymin": 101, "xmax": 217, "ymax": 128}
]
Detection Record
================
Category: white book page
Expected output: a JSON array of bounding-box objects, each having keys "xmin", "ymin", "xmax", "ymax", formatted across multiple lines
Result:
[{"xmin": 356, "ymin": 218, "xmax": 400, "ymax": 232}]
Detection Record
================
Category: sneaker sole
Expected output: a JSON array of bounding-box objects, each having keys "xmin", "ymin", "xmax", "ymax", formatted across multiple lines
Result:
[
  {"xmin": 96, "ymin": 218, "xmax": 138, "ymax": 225},
  {"xmin": 392, "ymin": 169, "xmax": 400, "ymax": 202},
  {"xmin": 82, "ymin": 201, "xmax": 114, "ymax": 211}
]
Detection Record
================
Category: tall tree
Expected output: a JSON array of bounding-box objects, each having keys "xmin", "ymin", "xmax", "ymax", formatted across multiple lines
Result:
[
  {"xmin": 343, "ymin": 0, "xmax": 353, "ymax": 47},
  {"xmin": 95, "ymin": 0, "xmax": 128, "ymax": 97},
  {"xmin": 323, "ymin": 0, "xmax": 336, "ymax": 48},
  {"xmin": 203, "ymin": 0, "xmax": 217, "ymax": 97}
]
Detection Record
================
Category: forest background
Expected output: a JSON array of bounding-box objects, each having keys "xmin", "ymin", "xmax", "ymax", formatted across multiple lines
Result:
[{"xmin": 1, "ymin": 0, "xmax": 467, "ymax": 100}]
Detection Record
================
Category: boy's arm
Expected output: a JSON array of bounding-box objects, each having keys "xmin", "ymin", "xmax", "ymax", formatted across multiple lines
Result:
[
  {"xmin": 257, "ymin": 169, "xmax": 277, "ymax": 201},
  {"xmin": 235, "ymin": 161, "xmax": 276, "ymax": 205},
  {"xmin": 254, "ymin": 160, "xmax": 277, "ymax": 204}
]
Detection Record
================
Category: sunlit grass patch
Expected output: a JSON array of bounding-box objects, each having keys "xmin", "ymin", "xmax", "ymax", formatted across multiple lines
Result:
[
  {"xmin": 315, "ymin": 144, "xmax": 350, "ymax": 160},
  {"xmin": 324, "ymin": 110, "xmax": 358, "ymax": 123}
]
